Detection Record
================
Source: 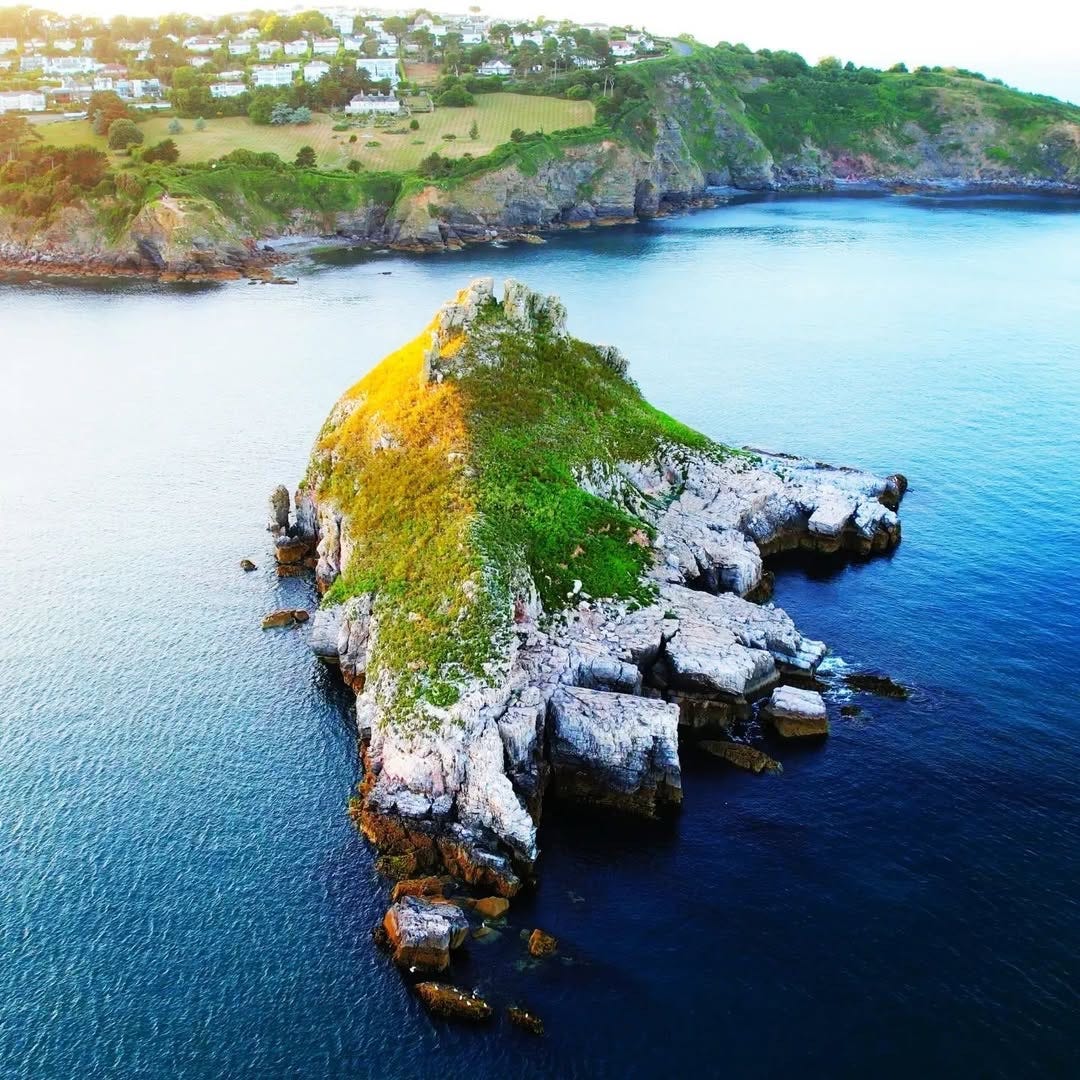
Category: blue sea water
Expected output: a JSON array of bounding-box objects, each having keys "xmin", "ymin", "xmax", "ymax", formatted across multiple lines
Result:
[{"xmin": 1, "ymin": 194, "xmax": 1078, "ymax": 1078}]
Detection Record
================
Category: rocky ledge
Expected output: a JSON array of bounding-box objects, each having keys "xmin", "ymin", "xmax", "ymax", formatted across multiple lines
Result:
[{"xmin": 272, "ymin": 278, "xmax": 906, "ymax": 901}]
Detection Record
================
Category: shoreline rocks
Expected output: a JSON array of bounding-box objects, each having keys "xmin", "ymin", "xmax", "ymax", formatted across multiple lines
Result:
[
  {"xmin": 383, "ymin": 895, "xmax": 469, "ymax": 973},
  {"xmin": 415, "ymin": 983, "xmax": 493, "ymax": 1022}
]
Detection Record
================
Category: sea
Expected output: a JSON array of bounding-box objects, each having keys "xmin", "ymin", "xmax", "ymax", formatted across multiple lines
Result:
[{"xmin": 2, "ymin": 193, "xmax": 1078, "ymax": 1078}]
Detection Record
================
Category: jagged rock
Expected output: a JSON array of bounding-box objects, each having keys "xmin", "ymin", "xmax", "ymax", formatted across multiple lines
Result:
[
  {"xmin": 699, "ymin": 740, "xmax": 783, "ymax": 774},
  {"xmin": 761, "ymin": 685, "xmax": 829, "ymax": 737},
  {"xmin": 268, "ymin": 484, "xmax": 290, "ymax": 532},
  {"xmin": 240, "ymin": 559, "xmax": 257, "ymax": 572},
  {"xmin": 508, "ymin": 1006, "xmax": 544, "ymax": 1035},
  {"xmin": 842, "ymin": 673, "xmax": 911, "ymax": 699},
  {"xmin": 415, "ymin": 983, "xmax": 493, "ymax": 1022},
  {"xmin": 274, "ymin": 535, "xmax": 310, "ymax": 566},
  {"xmin": 549, "ymin": 686, "xmax": 682, "ymax": 816},
  {"xmin": 293, "ymin": 609, "xmax": 309, "ymax": 624},
  {"xmin": 383, "ymin": 895, "xmax": 469, "ymax": 973},
  {"xmin": 527, "ymin": 929, "xmax": 558, "ymax": 958}
]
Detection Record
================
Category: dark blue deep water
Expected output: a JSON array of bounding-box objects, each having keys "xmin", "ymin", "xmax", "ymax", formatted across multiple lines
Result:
[{"xmin": 2, "ymin": 195, "xmax": 1079, "ymax": 1078}]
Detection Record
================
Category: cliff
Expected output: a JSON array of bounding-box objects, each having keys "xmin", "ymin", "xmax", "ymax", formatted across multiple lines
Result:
[
  {"xmin": 275, "ymin": 279, "xmax": 906, "ymax": 892},
  {"xmin": 3, "ymin": 47, "xmax": 1077, "ymax": 274}
]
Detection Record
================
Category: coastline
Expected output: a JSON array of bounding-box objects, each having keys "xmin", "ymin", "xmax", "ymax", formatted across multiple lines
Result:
[{"xmin": 2, "ymin": 179, "xmax": 1077, "ymax": 286}]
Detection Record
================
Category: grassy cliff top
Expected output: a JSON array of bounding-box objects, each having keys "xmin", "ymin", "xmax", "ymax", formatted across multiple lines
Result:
[{"xmin": 309, "ymin": 279, "xmax": 727, "ymax": 729}]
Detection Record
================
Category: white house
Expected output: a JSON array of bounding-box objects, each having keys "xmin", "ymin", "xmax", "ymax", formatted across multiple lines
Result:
[
  {"xmin": 183, "ymin": 35, "xmax": 219, "ymax": 54},
  {"xmin": 303, "ymin": 60, "xmax": 330, "ymax": 82},
  {"xmin": 0, "ymin": 90, "xmax": 46, "ymax": 112},
  {"xmin": 117, "ymin": 38, "xmax": 151, "ymax": 52},
  {"xmin": 92, "ymin": 75, "xmax": 114, "ymax": 91},
  {"xmin": 210, "ymin": 81, "xmax": 247, "ymax": 98},
  {"xmin": 609, "ymin": 40, "xmax": 635, "ymax": 58},
  {"xmin": 459, "ymin": 31, "xmax": 483, "ymax": 46},
  {"xmin": 331, "ymin": 14, "xmax": 354, "ymax": 35},
  {"xmin": 190, "ymin": 57, "xmax": 212, "ymax": 69},
  {"xmin": 127, "ymin": 78, "xmax": 162, "ymax": 99},
  {"xmin": 237, "ymin": 27, "xmax": 261, "ymax": 41},
  {"xmin": 217, "ymin": 69, "xmax": 244, "ymax": 80},
  {"xmin": 228, "ymin": 40, "xmax": 251, "ymax": 56},
  {"xmin": 345, "ymin": 91, "xmax": 399, "ymax": 115},
  {"xmin": 0, "ymin": 37, "xmax": 18, "ymax": 54},
  {"xmin": 282, "ymin": 38, "xmax": 310, "ymax": 57},
  {"xmin": 252, "ymin": 65, "xmax": 294, "ymax": 88},
  {"xmin": 477, "ymin": 58, "xmax": 513, "ymax": 77},
  {"xmin": 511, "ymin": 31, "xmax": 544, "ymax": 48},
  {"xmin": 311, "ymin": 38, "xmax": 339, "ymax": 56},
  {"xmin": 355, "ymin": 57, "xmax": 399, "ymax": 87},
  {"xmin": 45, "ymin": 55, "xmax": 98, "ymax": 74},
  {"xmin": 19, "ymin": 55, "xmax": 45, "ymax": 72},
  {"xmin": 52, "ymin": 38, "xmax": 77, "ymax": 51},
  {"xmin": 341, "ymin": 35, "xmax": 364, "ymax": 52}
]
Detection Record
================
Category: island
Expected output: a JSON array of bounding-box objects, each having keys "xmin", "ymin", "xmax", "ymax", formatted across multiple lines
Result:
[{"xmin": 267, "ymin": 278, "xmax": 907, "ymax": 1020}]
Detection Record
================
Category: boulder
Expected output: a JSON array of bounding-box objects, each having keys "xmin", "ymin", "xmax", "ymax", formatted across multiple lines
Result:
[
  {"xmin": 470, "ymin": 896, "xmax": 509, "ymax": 919},
  {"xmin": 383, "ymin": 895, "xmax": 469, "ymax": 973},
  {"xmin": 507, "ymin": 1006, "xmax": 544, "ymax": 1035},
  {"xmin": 699, "ymin": 740, "xmax": 782, "ymax": 774},
  {"xmin": 240, "ymin": 558, "xmax": 257, "ymax": 572},
  {"xmin": 261, "ymin": 610, "xmax": 295, "ymax": 629},
  {"xmin": 527, "ymin": 928, "xmax": 558, "ymax": 958},
  {"xmin": 548, "ymin": 686, "xmax": 682, "ymax": 816},
  {"xmin": 761, "ymin": 685, "xmax": 829, "ymax": 737},
  {"xmin": 274, "ymin": 535, "xmax": 309, "ymax": 565},
  {"xmin": 415, "ymin": 983, "xmax": 493, "ymax": 1022}
]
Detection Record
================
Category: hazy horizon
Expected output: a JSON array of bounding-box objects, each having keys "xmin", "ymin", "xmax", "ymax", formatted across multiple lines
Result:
[{"xmin": 33, "ymin": 0, "xmax": 1080, "ymax": 105}]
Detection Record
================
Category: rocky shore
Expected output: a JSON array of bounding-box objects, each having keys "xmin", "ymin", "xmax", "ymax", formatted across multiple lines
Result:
[{"xmin": 269, "ymin": 279, "xmax": 906, "ymax": 910}]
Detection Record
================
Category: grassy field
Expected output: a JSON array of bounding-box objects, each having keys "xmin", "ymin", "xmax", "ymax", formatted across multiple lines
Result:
[{"xmin": 33, "ymin": 93, "xmax": 595, "ymax": 173}]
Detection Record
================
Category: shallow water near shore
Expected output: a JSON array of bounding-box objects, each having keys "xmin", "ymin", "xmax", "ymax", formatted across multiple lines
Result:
[{"xmin": 2, "ymin": 194, "xmax": 1079, "ymax": 1078}]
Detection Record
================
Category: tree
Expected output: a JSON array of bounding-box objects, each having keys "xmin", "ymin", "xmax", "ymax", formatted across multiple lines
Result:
[
  {"xmin": 142, "ymin": 137, "xmax": 179, "ymax": 163},
  {"xmin": 409, "ymin": 118, "xmax": 420, "ymax": 130},
  {"xmin": 292, "ymin": 106, "xmax": 312, "ymax": 124},
  {"xmin": 89, "ymin": 91, "xmax": 129, "ymax": 134},
  {"xmin": 346, "ymin": 159, "xmax": 362, "ymax": 172},
  {"xmin": 107, "ymin": 118, "xmax": 144, "ymax": 149},
  {"xmin": 437, "ymin": 84, "xmax": 474, "ymax": 106},
  {"xmin": 167, "ymin": 118, "xmax": 183, "ymax": 134},
  {"xmin": 195, "ymin": 116, "xmax": 207, "ymax": 131},
  {"xmin": 510, "ymin": 127, "xmax": 526, "ymax": 142},
  {"xmin": 0, "ymin": 115, "xmax": 40, "ymax": 163},
  {"xmin": 468, "ymin": 119, "xmax": 478, "ymax": 139},
  {"xmin": 270, "ymin": 101, "xmax": 295, "ymax": 125},
  {"xmin": 294, "ymin": 145, "xmax": 316, "ymax": 167}
]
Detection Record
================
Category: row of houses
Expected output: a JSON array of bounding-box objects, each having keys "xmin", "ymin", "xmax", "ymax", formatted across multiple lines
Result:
[
  {"xmin": 210, "ymin": 56, "xmax": 398, "ymax": 98},
  {"xmin": 0, "ymin": 90, "xmax": 45, "ymax": 112}
]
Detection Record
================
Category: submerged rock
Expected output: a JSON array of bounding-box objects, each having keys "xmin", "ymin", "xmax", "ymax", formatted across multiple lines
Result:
[
  {"xmin": 261, "ymin": 610, "xmax": 296, "ymax": 629},
  {"xmin": 508, "ymin": 1006, "xmax": 545, "ymax": 1035},
  {"xmin": 415, "ymin": 982, "xmax": 493, "ymax": 1022},
  {"xmin": 842, "ymin": 672, "xmax": 911, "ymax": 699},
  {"xmin": 761, "ymin": 685, "xmax": 830, "ymax": 738},
  {"xmin": 383, "ymin": 895, "xmax": 469, "ymax": 973},
  {"xmin": 699, "ymin": 740, "xmax": 783, "ymax": 774},
  {"xmin": 240, "ymin": 558, "xmax": 257, "ymax": 572}
]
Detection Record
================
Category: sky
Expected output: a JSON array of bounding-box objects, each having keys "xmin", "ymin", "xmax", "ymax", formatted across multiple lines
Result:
[{"xmin": 45, "ymin": 0, "xmax": 1080, "ymax": 103}]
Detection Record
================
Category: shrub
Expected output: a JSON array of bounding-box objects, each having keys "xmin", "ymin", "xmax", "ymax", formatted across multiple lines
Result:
[
  {"xmin": 107, "ymin": 118, "xmax": 144, "ymax": 149},
  {"xmin": 469, "ymin": 120, "xmax": 478, "ymax": 139},
  {"xmin": 292, "ymin": 106, "xmax": 312, "ymax": 124},
  {"xmin": 294, "ymin": 145, "xmax": 317, "ymax": 167},
  {"xmin": 346, "ymin": 159, "xmax": 362, "ymax": 172},
  {"xmin": 409, "ymin": 118, "xmax": 419, "ymax": 130},
  {"xmin": 510, "ymin": 128, "xmax": 525, "ymax": 142},
  {"xmin": 348, "ymin": 133, "xmax": 357, "ymax": 143},
  {"xmin": 565, "ymin": 84, "xmax": 589, "ymax": 100},
  {"xmin": 437, "ymin": 84, "xmax": 475, "ymax": 107},
  {"xmin": 142, "ymin": 137, "xmax": 179, "ymax": 164},
  {"xmin": 332, "ymin": 122, "xmax": 350, "ymax": 131},
  {"xmin": 195, "ymin": 116, "xmax": 206, "ymax": 131},
  {"xmin": 365, "ymin": 140, "xmax": 380, "ymax": 147},
  {"xmin": 167, "ymin": 118, "xmax": 183, "ymax": 135}
]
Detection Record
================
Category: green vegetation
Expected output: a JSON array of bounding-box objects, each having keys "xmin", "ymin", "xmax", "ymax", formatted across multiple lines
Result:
[{"xmin": 313, "ymin": 288, "xmax": 730, "ymax": 730}]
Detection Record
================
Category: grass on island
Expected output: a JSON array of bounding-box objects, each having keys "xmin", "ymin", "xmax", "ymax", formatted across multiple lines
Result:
[
  {"xmin": 34, "ymin": 93, "xmax": 595, "ymax": 173},
  {"xmin": 313, "ymin": 286, "xmax": 729, "ymax": 730}
]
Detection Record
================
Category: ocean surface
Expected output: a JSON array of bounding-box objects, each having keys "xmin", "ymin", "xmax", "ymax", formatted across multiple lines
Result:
[{"xmin": 1, "ymin": 194, "xmax": 1078, "ymax": 1079}]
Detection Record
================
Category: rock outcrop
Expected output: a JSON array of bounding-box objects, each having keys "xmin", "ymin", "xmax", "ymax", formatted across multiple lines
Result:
[
  {"xmin": 278, "ymin": 278, "xmax": 906, "ymax": 902},
  {"xmin": 383, "ymin": 895, "xmax": 469, "ymax": 973}
]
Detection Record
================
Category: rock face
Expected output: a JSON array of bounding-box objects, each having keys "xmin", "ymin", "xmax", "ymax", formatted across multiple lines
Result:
[
  {"xmin": 282, "ymin": 279, "xmax": 907, "ymax": 899},
  {"xmin": 383, "ymin": 895, "xmax": 469, "ymax": 973},
  {"xmin": 761, "ymin": 685, "xmax": 830, "ymax": 738}
]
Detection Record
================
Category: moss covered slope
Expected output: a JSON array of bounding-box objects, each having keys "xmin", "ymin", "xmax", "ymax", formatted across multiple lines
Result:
[{"xmin": 306, "ymin": 280, "xmax": 732, "ymax": 729}]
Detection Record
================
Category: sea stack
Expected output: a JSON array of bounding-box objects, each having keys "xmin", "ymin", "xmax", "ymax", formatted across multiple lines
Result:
[{"xmin": 275, "ymin": 278, "xmax": 905, "ymax": 889}]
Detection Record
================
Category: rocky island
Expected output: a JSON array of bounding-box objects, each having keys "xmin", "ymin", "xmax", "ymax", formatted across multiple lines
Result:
[{"xmin": 268, "ymin": 278, "xmax": 906, "ymax": 1013}]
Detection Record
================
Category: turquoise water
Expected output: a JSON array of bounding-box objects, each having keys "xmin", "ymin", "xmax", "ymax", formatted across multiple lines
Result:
[{"xmin": 1, "ymin": 195, "xmax": 1078, "ymax": 1078}]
